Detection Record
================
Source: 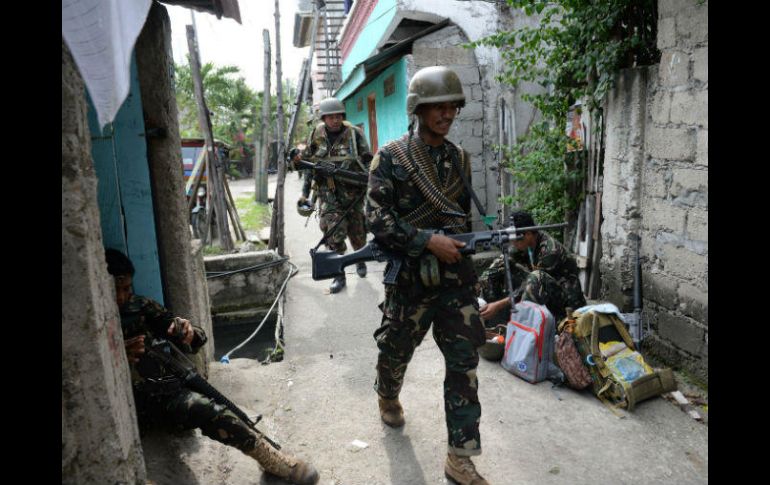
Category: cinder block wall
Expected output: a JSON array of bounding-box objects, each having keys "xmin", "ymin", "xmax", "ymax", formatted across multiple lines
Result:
[
  {"xmin": 600, "ymin": 0, "xmax": 707, "ymax": 383},
  {"xmin": 411, "ymin": 24, "xmax": 496, "ymax": 229},
  {"xmin": 62, "ymin": 40, "xmax": 146, "ymax": 483}
]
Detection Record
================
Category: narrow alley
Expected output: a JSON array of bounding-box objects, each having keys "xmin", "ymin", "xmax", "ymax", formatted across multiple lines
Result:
[{"xmin": 141, "ymin": 173, "xmax": 708, "ymax": 485}]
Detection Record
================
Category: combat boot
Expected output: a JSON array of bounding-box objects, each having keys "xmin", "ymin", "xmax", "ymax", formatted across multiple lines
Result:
[
  {"xmin": 356, "ymin": 262, "xmax": 367, "ymax": 277},
  {"xmin": 378, "ymin": 396, "xmax": 405, "ymax": 427},
  {"xmin": 329, "ymin": 275, "xmax": 346, "ymax": 293},
  {"xmin": 245, "ymin": 438, "xmax": 319, "ymax": 484},
  {"xmin": 445, "ymin": 453, "xmax": 489, "ymax": 485}
]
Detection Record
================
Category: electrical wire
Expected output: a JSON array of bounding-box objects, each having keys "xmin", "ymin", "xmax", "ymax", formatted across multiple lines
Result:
[
  {"xmin": 206, "ymin": 257, "xmax": 288, "ymax": 279},
  {"xmin": 219, "ymin": 260, "xmax": 299, "ymax": 363}
]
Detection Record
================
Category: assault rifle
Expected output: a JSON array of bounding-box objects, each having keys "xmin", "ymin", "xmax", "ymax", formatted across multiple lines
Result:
[
  {"xmin": 310, "ymin": 222, "xmax": 567, "ymax": 284},
  {"xmin": 293, "ymin": 159, "xmax": 368, "ymax": 188},
  {"xmin": 144, "ymin": 338, "xmax": 281, "ymax": 450}
]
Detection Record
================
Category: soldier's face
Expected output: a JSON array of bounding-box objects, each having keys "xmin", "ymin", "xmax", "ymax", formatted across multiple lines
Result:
[
  {"xmin": 512, "ymin": 232, "xmax": 536, "ymax": 251},
  {"xmin": 323, "ymin": 113, "xmax": 344, "ymax": 132},
  {"xmin": 114, "ymin": 274, "xmax": 133, "ymax": 309},
  {"xmin": 418, "ymin": 102, "xmax": 459, "ymax": 137}
]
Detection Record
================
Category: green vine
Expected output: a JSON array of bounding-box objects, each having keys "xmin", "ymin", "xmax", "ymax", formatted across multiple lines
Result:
[{"xmin": 471, "ymin": 0, "xmax": 660, "ymax": 225}]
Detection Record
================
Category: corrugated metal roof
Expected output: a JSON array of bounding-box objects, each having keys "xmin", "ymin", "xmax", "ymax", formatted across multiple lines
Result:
[{"xmin": 160, "ymin": 0, "xmax": 242, "ymax": 24}]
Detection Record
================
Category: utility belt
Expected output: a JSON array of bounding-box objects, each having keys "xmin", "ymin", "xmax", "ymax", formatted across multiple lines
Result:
[{"xmin": 390, "ymin": 253, "xmax": 474, "ymax": 291}]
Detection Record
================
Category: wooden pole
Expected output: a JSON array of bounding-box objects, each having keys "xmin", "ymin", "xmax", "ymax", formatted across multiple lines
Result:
[
  {"xmin": 256, "ymin": 29, "xmax": 271, "ymax": 204},
  {"xmin": 268, "ymin": 0, "xmax": 287, "ymax": 256},
  {"xmin": 186, "ymin": 24, "xmax": 234, "ymax": 250},
  {"xmin": 224, "ymin": 181, "xmax": 247, "ymax": 241}
]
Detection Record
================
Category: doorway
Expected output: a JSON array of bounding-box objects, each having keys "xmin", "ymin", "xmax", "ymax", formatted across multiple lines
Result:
[{"xmin": 367, "ymin": 92, "xmax": 378, "ymax": 152}]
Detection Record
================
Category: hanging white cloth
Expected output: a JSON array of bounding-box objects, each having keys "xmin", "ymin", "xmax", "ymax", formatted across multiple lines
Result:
[{"xmin": 62, "ymin": 0, "xmax": 153, "ymax": 129}]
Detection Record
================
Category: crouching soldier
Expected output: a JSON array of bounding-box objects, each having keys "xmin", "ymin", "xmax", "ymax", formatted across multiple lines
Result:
[
  {"xmin": 477, "ymin": 210, "xmax": 587, "ymax": 322},
  {"xmin": 105, "ymin": 248, "xmax": 319, "ymax": 485}
]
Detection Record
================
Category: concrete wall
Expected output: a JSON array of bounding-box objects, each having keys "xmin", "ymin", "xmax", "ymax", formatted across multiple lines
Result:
[
  {"xmin": 204, "ymin": 251, "xmax": 290, "ymax": 315},
  {"xmin": 411, "ymin": 24, "xmax": 495, "ymax": 227},
  {"xmin": 135, "ymin": 3, "xmax": 214, "ymax": 371},
  {"xmin": 600, "ymin": 0, "xmax": 707, "ymax": 383},
  {"xmin": 62, "ymin": 40, "xmax": 146, "ymax": 484}
]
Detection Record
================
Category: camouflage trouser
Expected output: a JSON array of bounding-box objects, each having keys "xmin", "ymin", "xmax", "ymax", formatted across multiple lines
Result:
[
  {"xmin": 374, "ymin": 286, "xmax": 486, "ymax": 456},
  {"xmin": 134, "ymin": 387, "xmax": 261, "ymax": 453},
  {"xmin": 318, "ymin": 189, "xmax": 367, "ymax": 254}
]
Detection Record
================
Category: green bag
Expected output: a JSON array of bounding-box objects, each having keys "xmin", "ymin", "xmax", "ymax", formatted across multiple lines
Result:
[{"xmin": 570, "ymin": 309, "xmax": 676, "ymax": 412}]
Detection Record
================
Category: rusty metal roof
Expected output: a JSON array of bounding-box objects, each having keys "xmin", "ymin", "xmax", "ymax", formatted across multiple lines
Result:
[{"xmin": 160, "ymin": 0, "xmax": 242, "ymax": 24}]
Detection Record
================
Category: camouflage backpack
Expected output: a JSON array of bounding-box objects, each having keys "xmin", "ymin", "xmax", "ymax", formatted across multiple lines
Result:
[{"xmin": 562, "ymin": 306, "xmax": 677, "ymax": 412}]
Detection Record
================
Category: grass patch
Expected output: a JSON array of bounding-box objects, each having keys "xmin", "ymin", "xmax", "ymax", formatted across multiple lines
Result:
[
  {"xmin": 235, "ymin": 196, "xmax": 271, "ymax": 233},
  {"xmin": 203, "ymin": 245, "xmax": 225, "ymax": 256}
]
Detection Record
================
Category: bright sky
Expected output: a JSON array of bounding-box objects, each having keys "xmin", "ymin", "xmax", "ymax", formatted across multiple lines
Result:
[{"xmin": 166, "ymin": 1, "xmax": 310, "ymax": 94}]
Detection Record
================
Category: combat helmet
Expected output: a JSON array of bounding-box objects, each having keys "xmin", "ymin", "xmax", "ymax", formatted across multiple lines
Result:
[
  {"xmin": 318, "ymin": 97, "xmax": 346, "ymax": 118},
  {"xmin": 297, "ymin": 199, "xmax": 314, "ymax": 217},
  {"xmin": 406, "ymin": 66, "xmax": 466, "ymax": 115}
]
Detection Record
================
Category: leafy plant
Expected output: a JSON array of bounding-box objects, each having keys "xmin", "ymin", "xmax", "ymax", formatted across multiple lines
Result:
[{"xmin": 471, "ymin": 0, "xmax": 659, "ymax": 224}]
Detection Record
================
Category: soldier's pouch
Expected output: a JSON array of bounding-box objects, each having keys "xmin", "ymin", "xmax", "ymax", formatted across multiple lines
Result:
[{"xmin": 419, "ymin": 254, "xmax": 441, "ymax": 287}]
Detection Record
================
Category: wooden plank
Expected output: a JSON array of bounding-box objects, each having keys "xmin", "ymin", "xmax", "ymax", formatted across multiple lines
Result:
[
  {"xmin": 187, "ymin": 24, "xmax": 233, "ymax": 250},
  {"xmin": 268, "ymin": 0, "xmax": 287, "ymax": 256},
  {"xmin": 256, "ymin": 29, "xmax": 271, "ymax": 204}
]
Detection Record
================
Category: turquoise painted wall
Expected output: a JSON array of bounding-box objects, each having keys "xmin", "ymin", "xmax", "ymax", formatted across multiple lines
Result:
[
  {"xmin": 87, "ymin": 52, "xmax": 164, "ymax": 305},
  {"xmin": 344, "ymin": 57, "xmax": 409, "ymax": 151},
  {"xmin": 341, "ymin": 0, "xmax": 398, "ymax": 79}
]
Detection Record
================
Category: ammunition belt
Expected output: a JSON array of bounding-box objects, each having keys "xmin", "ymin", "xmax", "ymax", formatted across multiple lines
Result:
[{"xmin": 388, "ymin": 136, "xmax": 467, "ymax": 232}]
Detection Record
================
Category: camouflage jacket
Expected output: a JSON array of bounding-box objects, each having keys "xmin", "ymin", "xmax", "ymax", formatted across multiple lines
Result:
[
  {"xmin": 120, "ymin": 295, "xmax": 207, "ymax": 385},
  {"xmin": 478, "ymin": 231, "xmax": 585, "ymax": 307},
  {"xmin": 366, "ymin": 133, "xmax": 477, "ymax": 289},
  {"xmin": 301, "ymin": 120, "xmax": 372, "ymax": 198}
]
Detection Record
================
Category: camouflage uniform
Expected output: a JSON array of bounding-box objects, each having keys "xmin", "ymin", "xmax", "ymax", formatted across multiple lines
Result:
[
  {"xmin": 477, "ymin": 230, "xmax": 586, "ymax": 320},
  {"xmin": 121, "ymin": 295, "xmax": 264, "ymax": 453},
  {"xmin": 366, "ymin": 134, "xmax": 486, "ymax": 457},
  {"xmin": 302, "ymin": 120, "xmax": 372, "ymax": 254}
]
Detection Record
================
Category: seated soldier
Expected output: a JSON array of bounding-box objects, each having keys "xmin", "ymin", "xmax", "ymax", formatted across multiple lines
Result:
[
  {"xmin": 105, "ymin": 248, "xmax": 319, "ymax": 485},
  {"xmin": 477, "ymin": 210, "xmax": 587, "ymax": 323}
]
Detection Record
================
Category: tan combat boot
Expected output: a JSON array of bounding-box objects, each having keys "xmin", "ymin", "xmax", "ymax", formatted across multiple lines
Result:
[
  {"xmin": 445, "ymin": 453, "xmax": 489, "ymax": 485},
  {"xmin": 245, "ymin": 438, "xmax": 319, "ymax": 485},
  {"xmin": 378, "ymin": 396, "xmax": 405, "ymax": 427}
]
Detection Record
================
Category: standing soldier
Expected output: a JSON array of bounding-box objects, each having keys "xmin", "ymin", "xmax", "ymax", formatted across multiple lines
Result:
[
  {"xmin": 478, "ymin": 210, "xmax": 586, "ymax": 322},
  {"xmin": 299, "ymin": 97, "xmax": 372, "ymax": 293},
  {"xmin": 366, "ymin": 67, "xmax": 489, "ymax": 485}
]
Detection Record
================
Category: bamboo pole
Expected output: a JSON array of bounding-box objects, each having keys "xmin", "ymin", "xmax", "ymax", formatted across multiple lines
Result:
[
  {"xmin": 256, "ymin": 29, "xmax": 271, "ymax": 204},
  {"xmin": 186, "ymin": 24, "xmax": 233, "ymax": 250}
]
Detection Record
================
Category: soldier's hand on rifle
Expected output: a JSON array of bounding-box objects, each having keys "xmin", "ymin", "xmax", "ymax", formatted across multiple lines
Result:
[
  {"xmin": 426, "ymin": 234, "xmax": 465, "ymax": 264},
  {"xmin": 168, "ymin": 317, "xmax": 194, "ymax": 345},
  {"xmin": 125, "ymin": 335, "xmax": 145, "ymax": 364}
]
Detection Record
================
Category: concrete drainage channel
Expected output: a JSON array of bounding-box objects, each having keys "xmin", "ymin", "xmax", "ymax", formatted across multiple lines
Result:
[{"xmin": 204, "ymin": 250, "xmax": 295, "ymax": 364}]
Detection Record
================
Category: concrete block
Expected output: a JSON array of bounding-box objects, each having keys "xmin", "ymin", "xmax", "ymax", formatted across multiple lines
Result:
[
  {"xmin": 676, "ymin": 4, "xmax": 709, "ymax": 46},
  {"xmin": 461, "ymin": 135, "xmax": 483, "ymax": 155},
  {"xmin": 686, "ymin": 208, "xmax": 708, "ymax": 242},
  {"xmin": 696, "ymin": 129, "xmax": 708, "ymax": 166},
  {"xmin": 454, "ymin": 66, "xmax": 481, "ymax": 85},
  {"xmin": 642, "ymin": 167, "xmax": 671, "ymax": 199},
  {"xmin": 659, "ymin": 51, "xmax": 689, "ymax": 87},
  {"xmin": 437, "ymin": 47, "xmax": 476, "ymax": 66},
  {"xmin": 643, "ymin": 271, "xmax": 680, "ymax": 310},
  {"xmin": 693, "ymin": 47, "xmax": 708, "ymax": 83},
  {"xmin": 642, "ymin": 198, "xmax": 687, "ymax": 234},
  {"xmin": 657, "ymin": 17, "xmax": 677, "ymax": 50},
  {"xmin": 458, "ymin": 100, "xmax": 483, "ymax": 120},
  {"xmin": 677, "ymin": 283, "xmax": 708, "ymax": 324},
  {"xmin": 658, "ymin": 240, "xmax": 707, "ymax": 281},
  {"xmin": 650, "ymin": 89, "xmax": 672, "ymax": 125},
  {"xmin": 658, "ymin": 312, "xmax": 705, "ymax": 355},
  {"xmin": 670, "ymin": 167, "xmax": 708, "ymax": 206},
  {"xmin": 411, "ymin": 47, "xmax": 438, "ymax": 66},
  {"xmin": 658, "ymin": 0, "xmax": 696, "ymax": 18},
  {"xmin": 670, "ymin": 89, "xmax": 708, "ymax": 127},
  {"xmin": 645, "ymin": 126, "xmax": 696, "ymax": 161}
]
